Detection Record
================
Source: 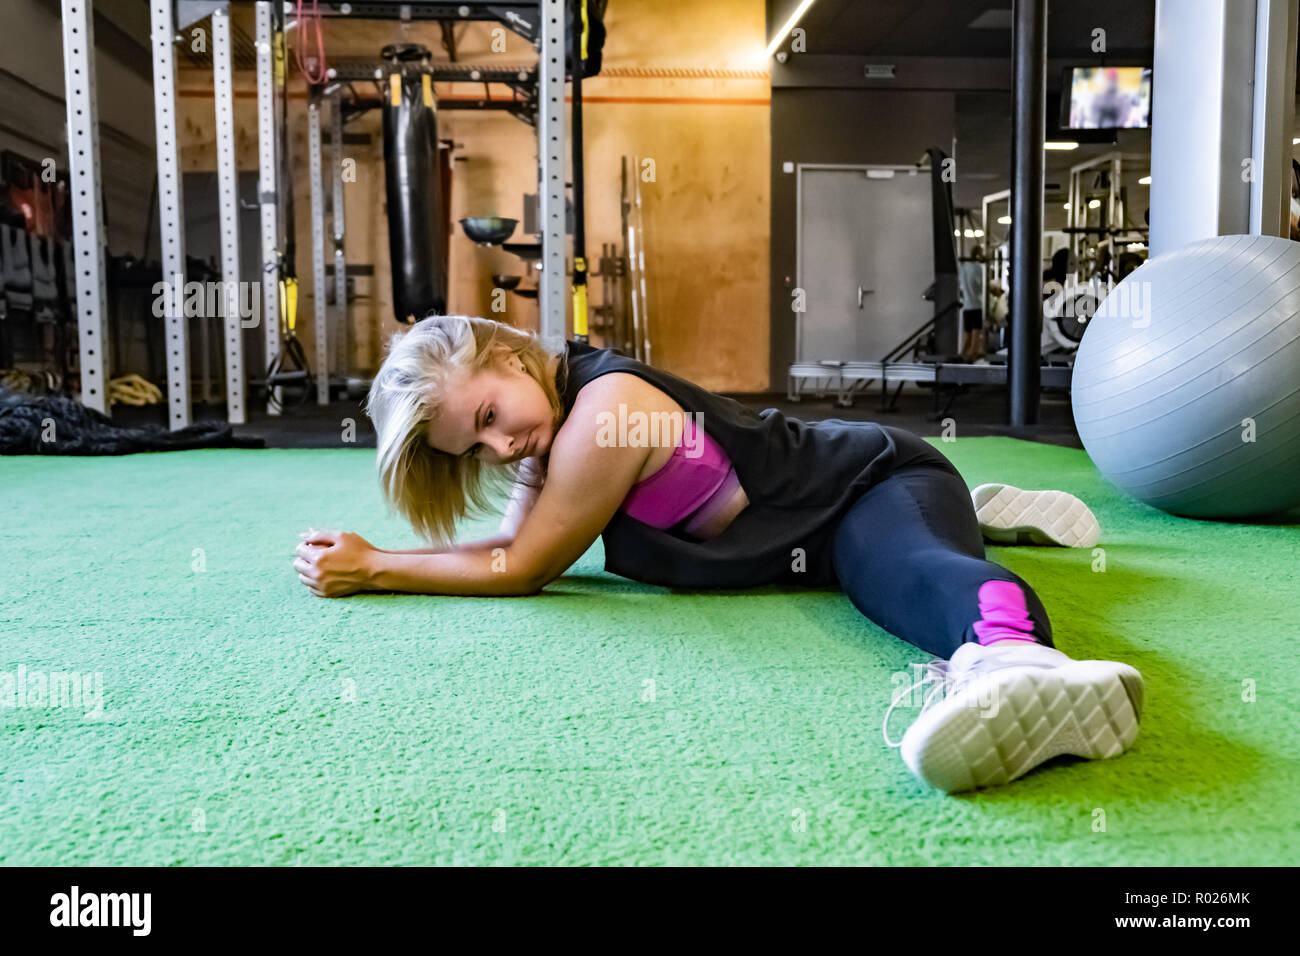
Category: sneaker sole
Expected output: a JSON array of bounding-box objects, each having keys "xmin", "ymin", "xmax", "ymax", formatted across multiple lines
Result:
[
  {"xmin": 971, "ymin": 482, "xmax": 1100, "ymax": 548},
  {"xmin": 899, "ymin": 660, "xmax": 1143, "ymax": 794}
]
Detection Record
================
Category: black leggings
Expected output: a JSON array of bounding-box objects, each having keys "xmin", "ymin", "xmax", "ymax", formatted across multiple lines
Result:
[{"xmin": 830, "ymin": 458, "xmax": 1054, "ymax": 659}]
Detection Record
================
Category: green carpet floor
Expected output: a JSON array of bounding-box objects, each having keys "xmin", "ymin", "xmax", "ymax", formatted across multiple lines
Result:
[{"xmin": 1, "ymin": 437, "xmax": 1297, "ymax": 865}]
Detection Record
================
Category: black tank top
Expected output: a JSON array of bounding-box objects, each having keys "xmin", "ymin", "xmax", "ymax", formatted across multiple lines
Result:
[{"xmin": 555, "ymin": 341, "xmax": 948, "ymax": 589}]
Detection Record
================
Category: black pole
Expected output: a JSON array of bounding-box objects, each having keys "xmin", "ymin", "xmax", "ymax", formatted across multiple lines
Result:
[
  {"xmin": 570, "ymin": 0, "xmax": 589, "ymax": 343},
  {"xmin": 1009, "ymin": 0, "xmax": 1046, "ymax": 427},
  {"xmin": 927, "ymin": 147, "xmax": 960, "ymax": 357}
]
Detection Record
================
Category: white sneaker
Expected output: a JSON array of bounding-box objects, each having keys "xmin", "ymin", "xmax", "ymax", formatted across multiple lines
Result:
[
  {"xmin": 883, "ymin": 640, "xmax": 1143, "ymax": 793},
  {"xmin": 971, "ymin": 482, "xmax": 1101, "ymax": 548}
]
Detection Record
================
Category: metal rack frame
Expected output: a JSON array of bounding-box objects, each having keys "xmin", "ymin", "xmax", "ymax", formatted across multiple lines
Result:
[
  {"xmin": 979, "ymin": 187, "xmax": 1009, "ymax": 310},
  {"xmin": 1065, "ymin": 150, "xmax": 1150, "ymax": 276},
  {"xmin": 59, "ymin": 0, "xmax": 111, "ymax": 415},
  {"xmin": 59, "ymin": 0, "xmax": 567, "ymax": 426}
]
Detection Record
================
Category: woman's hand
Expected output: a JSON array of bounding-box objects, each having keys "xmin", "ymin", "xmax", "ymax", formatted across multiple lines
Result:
[{"xmin": 293, "ymin": 528, "xmax": 380, "ymax": 598}]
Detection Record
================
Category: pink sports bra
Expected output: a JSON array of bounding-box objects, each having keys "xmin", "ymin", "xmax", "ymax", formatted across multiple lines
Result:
[{"xmin": 619, "ymin": 417, "xmax": 742, "ymax": 538}]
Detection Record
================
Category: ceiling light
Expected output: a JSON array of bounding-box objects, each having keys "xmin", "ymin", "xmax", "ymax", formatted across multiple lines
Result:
[
  {"xmin": 1088, "ymin": 199, "xmax": 1101, "ymax": 208},
  {"xmin": 765, "ymin": 0, "xmax": 818, "ymax": 58},
  {"xmin": 997, "ymin": 215, "xmax": 1012, "ymax": 224},
  {"xmin": 1063, "ymin": 202, "xmax": 1071, "ymax": 210},
  {"xmin": 1045, "ymin": 141, "xmax": 1079, "ymax": 150},
  {"xmin": 1139, "ymin": 175, "xmax": 1152, "ymax": 185}
]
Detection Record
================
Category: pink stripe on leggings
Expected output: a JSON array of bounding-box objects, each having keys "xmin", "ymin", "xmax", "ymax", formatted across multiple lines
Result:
[{"xmin": 972, "ymin": 580, "xmax": 1039, "ymax": 645}]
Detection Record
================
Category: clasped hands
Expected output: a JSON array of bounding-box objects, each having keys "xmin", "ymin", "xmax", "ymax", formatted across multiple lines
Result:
[{"xmin": 293, "ymin": 528, "xmax": 379, "ymax": 598}]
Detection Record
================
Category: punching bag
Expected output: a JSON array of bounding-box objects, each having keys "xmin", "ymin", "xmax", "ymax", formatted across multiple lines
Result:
[{"xmin": 382, "ymin": 44, "xmax": 447, "ymax": 324}]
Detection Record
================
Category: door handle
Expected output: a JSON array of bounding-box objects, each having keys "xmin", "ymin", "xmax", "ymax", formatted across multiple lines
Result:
[{"xmin": 857, "ymin": 285, "xmax": 874, "ymax": 308}]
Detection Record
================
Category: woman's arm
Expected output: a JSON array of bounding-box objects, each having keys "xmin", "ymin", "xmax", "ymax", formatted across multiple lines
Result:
[
  {"xmin": 295, "ymin": 529, "xmax": 532, "ymax": 597},
  {"xmin": 294, "ymin": 374, "xmax": 654, "ymax": 597},
  {"xmin": 379, "ymin": 535, "xmax": 514, "ymax": 556},
  {"xmin": 498, "ymin": 455, "xmax": 544, "ymax": 538},
  {"xmin": 370, "ymin": 458, "xmax": 543, "ymax": 555},
  {"xmin": 367, "ymin": 381, "xmax": 647, "ymax": 595}
]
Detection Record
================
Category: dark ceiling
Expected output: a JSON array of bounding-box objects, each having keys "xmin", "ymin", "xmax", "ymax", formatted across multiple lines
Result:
[{"xmin": 776, "ymin": 0, "xmax": 1156, "ymax": 62}]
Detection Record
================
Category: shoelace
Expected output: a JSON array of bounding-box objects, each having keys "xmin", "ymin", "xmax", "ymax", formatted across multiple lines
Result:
[
  {"xmin": 882, "ymin": 649, "xmax": 1062, "ymax": 747},
  {"xmin": 881, "ymin": 657, "xmax": 989, "ymax": 748}
]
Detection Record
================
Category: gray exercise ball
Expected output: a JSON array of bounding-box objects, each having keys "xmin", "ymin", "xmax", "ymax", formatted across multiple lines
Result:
[{"xmin": 1071, "ymin": 234, "xmax": 1300, "ymax": 518}]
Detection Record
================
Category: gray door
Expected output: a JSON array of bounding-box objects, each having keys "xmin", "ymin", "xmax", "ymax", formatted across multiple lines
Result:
[{"xmin": 798, "ymin": 168, "xmax": 935, "ymax": 362}]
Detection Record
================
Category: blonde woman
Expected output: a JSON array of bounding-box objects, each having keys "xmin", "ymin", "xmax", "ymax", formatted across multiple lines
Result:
[{"xmin": 294, "ymin": 314, "xmax": 1144, "ymax": 794}]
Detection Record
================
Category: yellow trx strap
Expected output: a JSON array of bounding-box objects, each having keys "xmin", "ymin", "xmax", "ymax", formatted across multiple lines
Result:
[
  {"xmin": 279, "ymin": 276, "xmax": 299, "ymax": 335},
  {"xmin": 581, "ymin": 0, "xmax": 589, "ymax": 60},
  {"xmin": 572, "ymin": 256, "xmax": 588, "ymax": 339}
]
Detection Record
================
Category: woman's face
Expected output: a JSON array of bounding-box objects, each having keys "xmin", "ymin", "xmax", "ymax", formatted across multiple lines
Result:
[{"xmin": 426, "ymin": 353, "xmax": 556, "ymax": 465}]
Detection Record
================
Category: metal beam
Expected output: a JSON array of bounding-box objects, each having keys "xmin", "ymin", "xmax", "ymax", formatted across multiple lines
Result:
[
  {"xmin": 1149, "ymin": 0, "xmax": 1256, "ymax": 255},
  {"xmin": 213, "ymin": 4, "xmax": 246, "ymax": 424},
  {"xmin": 310, "ymin": 2, "xmax": 541, "ymax": 39},
  {"xmin": 150, "ymin": 0, "xmax": 192, "ymax": 428},
  {"xmin": 1009, "ymin": 0, "xmax": 1046, "ymax": 428},
  {"xmin": 1249, "ymin": 0, "xmax": 1299, "ymax": 237},
  {"xmin": 537, "ymin": 0, "xmax": 566, "ymax": 350},
  {"xmin": 60, "ymin": 0, "xmax": 110, "ymax": 415},
  {"xmin": 308, "ymin": 96, "xmax": 329, "ymax": 405},
  {"xmin": 332, "ymin": 94, "xmax": 349, "ymax": 379},
  {"xmin": 256, "ymin": 0, "xmax": 282, "ymax": 414}
]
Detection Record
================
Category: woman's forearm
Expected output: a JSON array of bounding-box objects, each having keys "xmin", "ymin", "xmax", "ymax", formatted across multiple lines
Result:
[
  {"xmin": 380, "ymin": 534, "xmax": 515, "ymax": 556},
  {"xmin": 366, "ymin": 545, "xmax": 537, "ymax": 596}
]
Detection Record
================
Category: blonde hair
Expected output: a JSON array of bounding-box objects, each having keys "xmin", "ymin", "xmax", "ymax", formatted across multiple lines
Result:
[{"xmin": 365, "ymin": 315, "xmax": 568, "ymax": 545}]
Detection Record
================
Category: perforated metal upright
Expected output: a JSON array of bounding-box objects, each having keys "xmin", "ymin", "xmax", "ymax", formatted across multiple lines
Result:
[
  {"xmin": 212, "ymin": 5, "xmax": 246, "ymax": 424},
  {"xmin": 255, "ymin": 0, "xmax": 282, "ymax": 414},
  {"xmin": 60, "ymin": 0, "xmax": 109, "ymax": 414},
  {"xmin": 537, "ymin": 0, "xmax": 567, "ymax": 352},
  {"xmin": 148, "ymin": 0, "xmax": 192, "ymax": 428},
  {"xmin": 331, "ymin": 94, "xmax": 348, "ymax": 379},
  {"xmin": 307, "ymin": 96, "xmax": 329, "ymax": 405}
]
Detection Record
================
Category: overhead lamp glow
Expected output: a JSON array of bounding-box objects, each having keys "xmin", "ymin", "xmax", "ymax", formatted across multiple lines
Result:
[
  {"xmin": 974, "ymin": 229, "xmax": 984, "ymax": 237},
  {"xmin": 1088, "ymin": 198, "xmax": 1101, "ymax": 209},
  {"xmin": 765, "ymin": 0, "xmax": 818, "ymax": 58},
  {"xmin": 1139, "ymin": 175, "xmax": 1152, "ymax": 185},
  {"xmin": 997, "ymin": 215, "xmax": 1012, "ymax": 224},
  {"xmin": 1044, "ymin": 141, "xmax": 1079, "ymax": 150},
  {"xmin": 1063, "ymin": 202, "xmax": 1071, "ymax": 210}
]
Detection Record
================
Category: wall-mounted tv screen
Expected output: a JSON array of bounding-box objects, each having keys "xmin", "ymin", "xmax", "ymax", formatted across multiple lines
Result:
[{"xmin": 1060, "ymin": 66, "xmax": 1152, "ymax": 130}]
